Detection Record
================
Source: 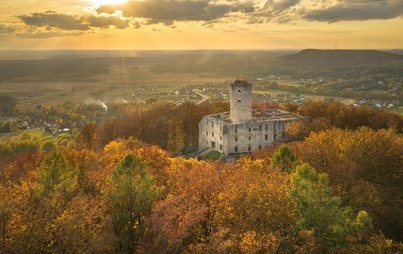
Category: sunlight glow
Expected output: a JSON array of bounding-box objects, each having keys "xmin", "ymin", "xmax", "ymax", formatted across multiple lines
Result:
[{"xmin": 93, "ymin": 0, "xmax": 127, "ymax": 6}]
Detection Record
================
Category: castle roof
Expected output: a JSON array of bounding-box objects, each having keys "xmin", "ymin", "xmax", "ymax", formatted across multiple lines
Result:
[{"xmin": 205, "ymin": 109, "xmax": 301, "ymax": 124}]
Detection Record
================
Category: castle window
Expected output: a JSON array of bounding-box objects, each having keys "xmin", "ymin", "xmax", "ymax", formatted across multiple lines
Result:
[
  {"xmin": 212, "ymin": 132, "xmax": 214, "ymax": 137},
  {"xmin": 235, "ymin": 128, "xmax": 237, "ymax": 133},
  {"xmin": 265, "ymin": 134, "xmax": 268, "ymax": 140},
  {"xmin": 259, "ymin": 125, "xmax": 262, "ymax": 131},
  {"xmin": 273, "ymin": 125, "xmax": 276, "ymax": 131},
  {"xmin": 220, "ymin": 144, "xmax": 222, "ymax": 150},
  {"xmin": 238, "ymin": 89, "xmax": 241, "ymax": 93},
  {"xmin": 235, "ymin": 137, "xmax": 238, "ymax": 142},
  {"xmin": 249, "ymin": 127, "xmax": 251, "ymax": 132},
  {"xmin": 220, "ymin": 136, "xmax": 222, "ymax": 140},
  {"xmin": 211, "ymin": 141, "xmax": 216, "ymax": 148},
  {"xmin": 206, "ymin": 131, "xmax": 208, "ymax": 136},
  {"xmin": 274, "ymin": 134, "xmax": 277, "ymax": 140},
  {"xmin": 248, "ymin": 146, "xmax": 251, "ymax": 152},
  {"xmin": 248, "ymin": 136, "xmax": 251, "ymax": 141},
  {"xmin": 259, "ymin": 145, "xmax": 262, "ymax": 150},
  {"xmin": 212, "ymin": 122, "xmax": 214, "ymax": 127},
  {"xmin": 235, "ymin": 146, "xmax": 238, "ymax": 152}
]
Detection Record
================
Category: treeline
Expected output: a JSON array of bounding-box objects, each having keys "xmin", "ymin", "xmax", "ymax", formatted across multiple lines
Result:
[
  {"xmin": 80, "ymin": 101, "xmax": 229, "ymax": 152},
  {"xmin": 265, "ymin": 80, "xmax": 402, "ymax": 101},
  {"xmin": 85, "ymin": 100, "xmax": 402, "ymax": 153},
  {"xmin": 284, "ymin": 100, "xmax": 402, "ymax": 140}
]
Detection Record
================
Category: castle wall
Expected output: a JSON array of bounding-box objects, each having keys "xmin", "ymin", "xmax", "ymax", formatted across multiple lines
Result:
[
  {"xmin": 198, "ymin": 116, "xmax": 226, "ymax": 154},
  {"xmin": 199, "ymin": 113, "xmax": 295, "ymax": 157},
  {"xmin": 225, "ymin": 119, "xmax": 287, "ymax": 155}
]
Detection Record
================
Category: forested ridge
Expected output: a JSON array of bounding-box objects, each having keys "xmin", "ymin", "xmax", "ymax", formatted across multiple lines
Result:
[{"xmin": 0, "ymin": 100, "xmax": 402, "ymax": 253}]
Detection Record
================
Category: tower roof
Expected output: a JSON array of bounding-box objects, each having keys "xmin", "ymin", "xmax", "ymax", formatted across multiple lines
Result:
[{"xmin": 232, "ymin": 79, "xmax": 249, "ymax": 85}]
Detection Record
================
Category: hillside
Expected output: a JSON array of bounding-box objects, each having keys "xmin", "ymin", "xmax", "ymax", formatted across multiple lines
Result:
[{"xmin": 278, "ymin": 49, "xmax": 403, "ymax": 67}]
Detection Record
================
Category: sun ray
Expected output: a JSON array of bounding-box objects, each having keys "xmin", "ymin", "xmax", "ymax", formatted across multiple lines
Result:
[{"xmin": 92, "ymin": 0, "xmax": 127, "ymax": 6}]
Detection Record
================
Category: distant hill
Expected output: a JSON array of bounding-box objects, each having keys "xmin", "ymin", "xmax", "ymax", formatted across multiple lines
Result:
[{"xmin": 278, "ymin": 49, "xmax": 403, "ymax": 67}]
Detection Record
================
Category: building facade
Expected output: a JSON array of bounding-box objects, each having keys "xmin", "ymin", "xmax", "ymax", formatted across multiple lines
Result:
[{"xmin": 198, "ymin": 80, "xmax": 300, "ymax": 159}]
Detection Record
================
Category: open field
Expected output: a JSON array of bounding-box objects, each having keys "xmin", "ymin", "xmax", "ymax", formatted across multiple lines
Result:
[
  {"xmin": 0, "ymin": 64, "xmax": 233, "ymax": 108},
  {"xmin": 0, "ymin": 75, "xmax": 368, "ymax": 109},
  {"xmin": 0, "ymin": 50, "xmax": 401, "ymax": 111},
  {"xmin": 391, "ymin": 106, "xmax": 403, "ymax": 114}
]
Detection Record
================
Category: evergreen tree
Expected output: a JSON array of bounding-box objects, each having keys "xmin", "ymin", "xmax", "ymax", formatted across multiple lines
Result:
[
  {"xmin": 34, "ymin": 150, "xmax": 77, "ymax": 199},
  {"xmin": 289, "ymin": 164, "xmax": 372, "ymax": 247},
  {"xmin": 105, "ymin": 154, "xmax": 159, "ymax": 253},
  {"xmin": 271, "ymin": 145, "xmax": 298, "ymax": 173}
]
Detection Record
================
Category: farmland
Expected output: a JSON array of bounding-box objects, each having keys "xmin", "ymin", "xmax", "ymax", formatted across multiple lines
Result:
[{"xmin": 0, "ymin": 50, "xmax": 402, "ymax": 112}]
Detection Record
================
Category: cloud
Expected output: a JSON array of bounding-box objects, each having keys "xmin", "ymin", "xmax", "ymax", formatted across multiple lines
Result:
[
  {"xmin": 87, "ymin": 15, "xmax": 130, "ymax": 29},
  {"xmin": 96, "ymin": 0, "xmax": 256, "ymax": 25},
  {"xmin": 304, "ymin": 0, "xmax": 403, "ymax": 22},
  {"xmin": 0, "ymin": 24, "xmax": 16, "ymax": 33},
  {"xmin": 13, "ymin": 0, "xmax": 403, "ymax": 34},
  {"xmin": 17, "ymin": 11, "xmax": 129, "ymax": 31},
  {"xmin": 18, "ymin": 11, "xmax": 89, "ymax": 30},
  {"xmin": 265, "ymin": 0, "xmax": 301, "ymax": 13}
]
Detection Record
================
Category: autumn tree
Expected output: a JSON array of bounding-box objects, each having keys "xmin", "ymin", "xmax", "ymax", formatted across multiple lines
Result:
[
  {"xmin": 143, "ymin": 194, "xmax": 208, "ymax": 253},
  {"xmin": 165, "ymin": 158, "xmax": 226, "ymax": 237},
  {"xmin": 53, "ymin": 193, "xmax": 118, "ymax": 253},
  {"xmin": 211, "ymin": 158, "xmax": 298, "ymax": 253},
  {"xmin": 292, "ymin": 127, "xmax": 402, "ymax": 241},
  {"xmin": 77, "ymin": 121, "xmax": 98, "ymax": 150}
]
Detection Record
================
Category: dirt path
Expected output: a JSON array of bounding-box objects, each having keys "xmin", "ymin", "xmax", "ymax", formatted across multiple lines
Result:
[{"xmin": 192, "ymin": 89, "xmax": 210, "ymax": 105}]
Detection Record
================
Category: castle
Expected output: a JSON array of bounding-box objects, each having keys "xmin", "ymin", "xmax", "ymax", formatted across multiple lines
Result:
[{"xmin": 198, "ymin": 79, "xmax": 300, "ymax": 160}]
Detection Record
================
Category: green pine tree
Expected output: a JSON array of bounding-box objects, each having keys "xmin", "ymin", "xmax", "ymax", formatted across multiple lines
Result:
[
  {"xmin": 105, "ymin": 154, "xmax": 159, "ymax": 253},
  {"xmin": 271, "ymin": 145, "xmax": 298, "ymax": 173},
  {"xmin": 34, "ymin": 150, "xmax": 77, "ymax": 199},
  {"xmin": 289, "ymin": 163, "xmax": 372, "ymax": 247}
]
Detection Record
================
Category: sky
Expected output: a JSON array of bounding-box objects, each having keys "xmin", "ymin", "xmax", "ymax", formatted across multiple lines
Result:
[{"xmin": 0, "ymin": 0, "xmax": 402, "ymax": 50}]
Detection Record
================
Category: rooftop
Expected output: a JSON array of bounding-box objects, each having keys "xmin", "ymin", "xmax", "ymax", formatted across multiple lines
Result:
[{"xmin": 207, "ymin": 109, "xmax": 301, "ymax": 124}]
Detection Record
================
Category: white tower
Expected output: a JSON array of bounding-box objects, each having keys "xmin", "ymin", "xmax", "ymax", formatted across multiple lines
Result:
[{"xmin": 230, "ymin": 80, "xmax": 252, "ymax": 123}]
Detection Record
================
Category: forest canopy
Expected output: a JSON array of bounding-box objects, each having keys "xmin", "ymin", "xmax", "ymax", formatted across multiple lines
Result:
[{"xmin": 0, "ymin": 100, "xmax": 402, "ymax": 253}]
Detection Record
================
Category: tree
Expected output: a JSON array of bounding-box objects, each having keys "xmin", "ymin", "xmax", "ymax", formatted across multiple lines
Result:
[
  {"xmin": 212, "ymin": 158, "xmax": 298, "ymax": 253},
  {"xmin": 77, "ymin": 122, "xmax": 98, "ymax": 150},
  {"xmin": 105, "ymin": 154, "xmax": 159, "ymax": 253},
  {"xmin": 53, "ymin": 193, "xmax": 117, "ymax": 253},
  {"xmin": 0, "ymin": 94, "xmax": 18, "ymax": 115},
  {"xmin": 34, "ymin": 151, "xmax": 77, "ymax": 199},
  {"xmin": 289, "ymin": 164, "xmax": 372, "ymax": 248},
  {"xmin": 292, "ymin": 128, "xmax": 402, "ymax": 241},
  {"xmin": 271, "ymin": 145, "xmax": 298, "ymax": 173},
  {"xmin": 143, "ymin": 194, "xmax": 207, "ymax": 253}
]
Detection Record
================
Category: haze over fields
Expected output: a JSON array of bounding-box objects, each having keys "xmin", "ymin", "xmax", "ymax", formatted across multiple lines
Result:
[{"xmin": 1, "ymin": 49, "xmax": 402, "ymax": 110}]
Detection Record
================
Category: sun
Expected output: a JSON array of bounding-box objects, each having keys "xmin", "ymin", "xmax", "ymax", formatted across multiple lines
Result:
[{"xmin": 93, "ymin": 0, "xmax": 127, "ymax": 6}]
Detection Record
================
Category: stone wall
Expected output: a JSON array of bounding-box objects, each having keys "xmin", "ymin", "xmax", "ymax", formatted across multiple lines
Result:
[
  {"xmin": 230, "ymin": 81, "xmax": 252, "ymax": 123},
  {"xmin": 199, "ymin": 114, "xmax": 294, "ymax": 157}
]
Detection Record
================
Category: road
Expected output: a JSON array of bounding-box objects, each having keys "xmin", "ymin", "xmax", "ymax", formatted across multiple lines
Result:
[{"xmin": 192, "ymin": 89, "xmax": 210, "ymax": 105}]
